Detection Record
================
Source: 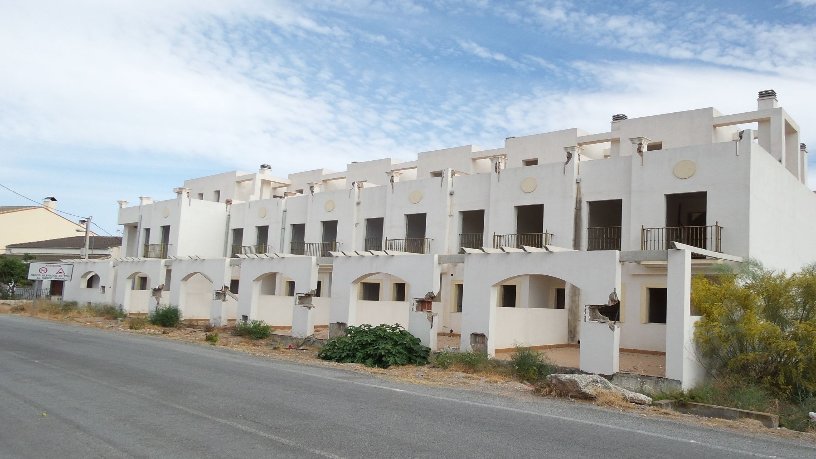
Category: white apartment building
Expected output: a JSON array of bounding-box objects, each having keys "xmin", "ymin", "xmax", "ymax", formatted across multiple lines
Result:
[{"xmin": 64, "ymin": 90, "xmax": 813, "ymax": 388}]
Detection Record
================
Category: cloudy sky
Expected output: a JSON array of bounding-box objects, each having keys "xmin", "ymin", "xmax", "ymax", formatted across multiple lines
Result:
[{"xmin": 1, "ymin": 0, "xmax": 815, "ymax": 234}]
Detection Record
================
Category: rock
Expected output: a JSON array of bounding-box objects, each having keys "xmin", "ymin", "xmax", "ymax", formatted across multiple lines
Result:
[{"xmin": 545, "ymin": 374, "xmax": 652, "ymax": 405}]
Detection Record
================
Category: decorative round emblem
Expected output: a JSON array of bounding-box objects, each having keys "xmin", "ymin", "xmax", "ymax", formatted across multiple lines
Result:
[
  {"xmin": 673, "ymin": 160, "xmax": 697, "ymax": 179},
  {"xmin": 324, "ymin": 200, "xmax": 336, "ymax": 212},
  {"xmin": 162, "ymin": 207, "xmax": 170, "ymax": 218},
  {"xmin": 257, "ymin": 207, "xmax": 267, "ymax": 218},
  {"xmin": 409, "ymin": 191, "xmax": 423, "ymax": 204},
  {"xmin": 520, "ymin": 177, "xmax": 537, "ymax": 193}
]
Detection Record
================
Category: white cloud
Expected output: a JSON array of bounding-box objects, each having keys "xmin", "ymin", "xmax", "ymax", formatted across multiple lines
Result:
[{"xmin": 457, "ymin": 39, "xmax": 513, "ymax": 64}]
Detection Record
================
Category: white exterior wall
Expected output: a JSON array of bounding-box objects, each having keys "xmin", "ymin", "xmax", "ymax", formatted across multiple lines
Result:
[{"xmin": 63, "ymin": 260, "xmax": 115, "ymax": 305}]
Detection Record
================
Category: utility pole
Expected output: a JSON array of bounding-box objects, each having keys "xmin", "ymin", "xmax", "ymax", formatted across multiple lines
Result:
[{"xmin": 79, "ymin": 217, "xmax": 92, "ymax": 259}]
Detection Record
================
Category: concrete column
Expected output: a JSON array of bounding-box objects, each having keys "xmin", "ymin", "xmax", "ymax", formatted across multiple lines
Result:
[
  {"xmin": 459, "ymin": 269, "xmax": 497, "ymax": 355},
  {"xmin": 292, "ymin": 303, "xmax": 315, "ymax": 338},
  {"xmin": 408, "ymin": 310, "xmax": 438, "ymax": 350},
  {"xmin": 665, "ymin": 249, "xmax": 705, "ymax": 389},
  {"xmin": 579, "ymin": 321, "xmax": 620, "ymax": 375},
  {"xmin": 210, "ymin": 299, "xmax": 226, "ymax": 326}
]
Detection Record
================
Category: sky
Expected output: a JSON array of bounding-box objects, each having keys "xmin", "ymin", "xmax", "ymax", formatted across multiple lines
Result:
[{"xmin": 1, "ymin": 0, "xmax": 815, "ymax": 235}]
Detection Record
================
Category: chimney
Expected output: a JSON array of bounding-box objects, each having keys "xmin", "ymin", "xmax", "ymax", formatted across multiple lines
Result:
[
  {"xmin": 611, "ymin": 114, "xmax": 627, "ymax": 131},
  {"xmin": 758, "ymin": 89, "xmax": 778, "ymax": 110},
  {"xmin": 259, "ymin": 164, "xmax": 272, "ymax": 174},
  {"xmin": 117, "ymin": 200, "xmax": 129, "ymax": 209},
  {"xmin": 173, "ymin": 187, "xmax": 189, "ymax": 199},
  {"xmin": 42, "ymin": 196, "xmax": 57, "ymax": 210},
  {"xmin": 802, "ymin": 143, "xmax": 808, "ymax": 154},
  {"xmin": 139, "ymin": 196, "xmax": 153, "ymax": 206}
]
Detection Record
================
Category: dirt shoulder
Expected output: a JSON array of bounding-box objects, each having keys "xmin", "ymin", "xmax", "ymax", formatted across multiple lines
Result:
[{"xmin": 3, "ymin": 302, "xmax": 814, "ymax": 445}]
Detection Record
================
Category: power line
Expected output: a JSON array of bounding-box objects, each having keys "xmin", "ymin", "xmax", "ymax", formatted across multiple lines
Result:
[{"xmin": 0, "ymin": 182, "xmax": 117, "ymax": 236}]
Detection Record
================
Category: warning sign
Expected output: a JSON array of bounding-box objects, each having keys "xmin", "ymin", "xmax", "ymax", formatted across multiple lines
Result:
[{"xmin": 28, "ymin": 263, "xmax": 74, "ymax": 281}]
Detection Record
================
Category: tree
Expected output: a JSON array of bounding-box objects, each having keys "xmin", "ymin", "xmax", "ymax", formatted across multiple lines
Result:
[
  {"xmin": 0, "ymin": 256, "xmax": 28, "ymax": 298},
  {"xmin": 693, "ymin": 260, "xmax": 816, "ymax": 400}
]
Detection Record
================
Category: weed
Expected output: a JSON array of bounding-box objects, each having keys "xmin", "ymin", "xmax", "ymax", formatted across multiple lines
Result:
[
  {"xmin": 10, "ymin": 304, "xmax": 25, "ymax": 313},
  {"xmin": 234, "ymin": 320, "xmax": 271, "ymax": 340},
  {"xmin": 510, "ymin": 347, "xmax": 555, "ymax": 383},
  {"xmin": 149, "ymin": 305, "xmax": 182, "ymax": 328},
  {"xmin": 205, "ymin": 332, "xmax": 219, "ymax": 345},
  {"xmin": 318, "ymin": 324, "xmax": 429, "ymax": 368},
  {"xmin": 89, "ymin": 304, "xmax": 127, "ymax": 320},
  {"xmin": 431, "ymin": 351, "xmax": 504, "ymax": 374},
  {"xmin": 203, "ymin": 323, "xmax": 216, "ymax": 333},
  {"xmin": 128, "ymin": 317, "xmax": 147, "ymax": 330}
]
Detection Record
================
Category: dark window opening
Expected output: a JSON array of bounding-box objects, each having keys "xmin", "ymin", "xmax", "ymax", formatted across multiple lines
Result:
[
  {"xmin": 361, "ymin": 282, "xmax": 380, "ymax": 301},
  {"xmin": 315, "ymin": 280, "xmax": 322, "ymax": 297},
  {"xmin": 393, "ymin": 282, "xmax": 406, "ymax": 301},
  {"xmin": 555, "ymin": 288, "xmax": 565, "ymax": 310},
  {"xmin": 85, "ymin": 274, "xmax": 99, "ymax": 289},
  {"xmin": 501, "ymin": 285, "xmax": 517, "ymax": 308},
  {"xmin": 648, "ymin": 288, "xmax": 668, "ymax": 324},
  {"xmin": 647, "ymin": 142, "xmax": 663, "ymax": 151},
  {"xmin": 285, "ymin": 280, "xmax": 296, "ymax": 297},
  {"xmin": 229, "ymin": 279, "xmax": 240, "ymax": 294},
  {"xmin": 455, "ymin": 284, "xmax": 464, "ymax": 312},
  {"xmin": 522, "ymin": 158, "xmax": 538, "ymax": 166},
  {"xmin": 135, "ymin": 276, "xmax": 148, "ymax": 291},
  {"xmin": 164, "ymin": 269, "xmax": 171, "ymax": 290}
]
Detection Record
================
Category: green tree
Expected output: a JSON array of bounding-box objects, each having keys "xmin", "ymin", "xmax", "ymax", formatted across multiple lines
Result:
[
  {"xmin": 0, "ymin": 256, "xmax": 28, "ymax": 298},
  {"xmin": 693, "ymin": 260, "xmax": 816, "ymax": 400}
]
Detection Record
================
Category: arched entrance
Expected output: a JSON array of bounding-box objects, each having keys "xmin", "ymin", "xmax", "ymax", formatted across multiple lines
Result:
[
  {"xmin": 180, "ymin": 272, "xmax": 213, "ymax": 320},
  {"xmin": 124, "ymin": 272, "xmax": 151, "ymax": 314},
  {"xmin": 350, "ymin": 272, "xmax": 411, "ymax": 327}
]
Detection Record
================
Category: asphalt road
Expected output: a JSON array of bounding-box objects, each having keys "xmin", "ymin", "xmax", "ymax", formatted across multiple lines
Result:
[{"xmin": 0, "ymin": 316, "xmax": 813, "ymax": 458}]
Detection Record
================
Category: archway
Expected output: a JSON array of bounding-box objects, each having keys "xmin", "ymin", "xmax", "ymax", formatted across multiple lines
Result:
[
  {"xmin": 491, "ymin": 274, "xmax": 571, "ymax": 351},
  {"xmin": 250, "ymin": 272, "xmax": 294, "ymax": 327},
  {"xmin": 124, "ymin": 271, "xmax": 151, "ymax": 314},
  {"xmin": 82, "ymin": 272, "xmax": 100, "ymax": 289},
  {"xmin": 351, "ymin": 272, "xmax": 411, "ymax": 327},
  {"xmin": 180, "ymin": 272, "xmax": 213, "ymax": 320}
]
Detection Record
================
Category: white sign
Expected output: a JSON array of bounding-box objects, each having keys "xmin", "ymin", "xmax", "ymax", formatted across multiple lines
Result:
[{"xmin": 28, "ymin": 263, "xmax": 74, "ymax": 281}]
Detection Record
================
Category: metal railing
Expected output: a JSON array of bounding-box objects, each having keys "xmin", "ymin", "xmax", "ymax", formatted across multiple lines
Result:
[
  {"xmin": 364, "ymin": 237, "xmax": 383, "ymax": 251},
  {"xmin": 459, "ymin": 233, "xmax": 484, "ymax": 249},
  {"xmin": 587, "ymin": 226, "xmax": 622, "ymax": 251},
  {"xmin": 3, "ymin": 287, "xmax": 50, "ymax": 300},
  {"xmin": 143, "ymin": 243, "xmax": 169, "ymax": 258},
  {"xmin": 385, "ymin": 238, "xmax": 432, "ymax": 254},
  {"xmin": 641, "ymin": 223, "xmax": 723, "ymax": 253},
  {"xmin": 231, "ymin": 244, "xmax": 269, "ymax": 256},
  {"xmin": 492, "ymin": 232, "xmax": 553, "ymax": 249},
  {"xmin": 290, "ymin": 241, "xmax": 339, "ymax": 257}
]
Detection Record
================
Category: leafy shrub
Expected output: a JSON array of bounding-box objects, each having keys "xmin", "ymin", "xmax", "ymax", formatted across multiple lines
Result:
[
  {"xmin": 149, "ymin": 305, "xmax": 181, "ymax": 328},
  {"xmin": 693, "ymin": 260, "xmax": 816, "ymax": 400},
  {"xmin": 510, "ymin": 347, "xmax": 554, "ymax": 383},
  {"xmin": 128, "ymin": 317, "xmax": 147, "ymax": 330},
  {"xmin": 318, "ymin": 324, "xmax": 429, "ymax": 368},
  {"xmin": 205, "ymin": 332, "xmax": 219, "ymax": 345},
  {"xmin": 234, "ymin": 320, "xmax": 271, "ymax": 340}
]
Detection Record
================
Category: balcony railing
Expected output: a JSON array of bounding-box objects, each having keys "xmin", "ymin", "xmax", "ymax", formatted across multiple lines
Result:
[
  {"xmin": 364, "ymin": 237, "xmax": 383, "ymax": 251},
  {"xmin": 492, "ymin": 232, "xmax": 553, "ymax": 249},
  {"xmin": 290, "ymin": 241, "xmax": 339, "ymax": 257},
  {"xmin": 459, "ymin": 233, "xmax": 484, "ymax": 249},
  {"xmin": 231, "ymin": 244, "xmax": 269, "ymax": 257},
  {"xmin": 143, "ymin": 243, "xmax": 169, "ymax": 258},
  {"xmin": 641, "ymin": 224, "xmax": 723, "ymax": 253},
  {"xmin": 385, "ymin": 238, "xmax": 431, "ymax": 254},
  {"xmin": 587, "ymin": 226, "xmax": 622, "ymax": 251}
]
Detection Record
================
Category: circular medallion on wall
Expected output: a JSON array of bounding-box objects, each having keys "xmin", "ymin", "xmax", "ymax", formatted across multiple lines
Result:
[
  {"xmin": 324, "ymin": 200, "xmax": 336, "ymax": 212},
  {"xmin": 673, "ymin": 160, "xmax": 697, "ymax": 179},
  {"xmin": 162, "ymin": 207, "xmax": 170, "ymax": 218},
  {"xmin": 520, "ymin": 177, "xmax": 538, "ymax": 193},
  {"xmin": 409, "ymin": 190, "xmax": 423, "ymax": 204},
  {"xmin": 257, "ymin": 207, "xmax": 267, "ymax": 218}
]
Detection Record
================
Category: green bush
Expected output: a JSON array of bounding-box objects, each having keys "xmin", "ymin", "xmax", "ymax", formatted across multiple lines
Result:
[
  {"xmin": 205, "ymin": 332, "xmax": 219, "ymax": 345},
  {"xmin": 234, "ymin": 320, "xmax": 271, "ymax": 340},
  {"xmin": 149, "ymin": 305, "xmax": 182, "ymax": 328},
  {"xmin": 318, "ymin": 324, "xmax": 429, "ymax": 368},
  {"xmin": 510, "ymin": 347, "xmax": 554, "ymax": 383},
  {"xmin": 128, "ymin": 317, "xmax": 147, "ymax": 330},
  {"xmin": 693, "ymin": 260, "xmax": 816, "ymax": 400}
]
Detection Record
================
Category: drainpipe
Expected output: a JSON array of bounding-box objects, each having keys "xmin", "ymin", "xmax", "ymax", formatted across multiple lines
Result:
[{"xmin": 223, "ymin": 200, "xmax": 232, "ymax": 257}]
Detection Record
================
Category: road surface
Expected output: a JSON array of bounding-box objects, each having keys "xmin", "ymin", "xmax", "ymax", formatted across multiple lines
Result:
[{"xmin": 0, "ymin": 315, "xmax": 813, "ymax": 458}]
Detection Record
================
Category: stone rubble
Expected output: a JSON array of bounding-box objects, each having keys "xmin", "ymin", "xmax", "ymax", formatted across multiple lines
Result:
[{"xmin": 545, "ymin": 373, "xmax": 652, "ymax": 405}]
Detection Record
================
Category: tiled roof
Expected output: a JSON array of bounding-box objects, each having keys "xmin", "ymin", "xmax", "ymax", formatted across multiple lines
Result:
[{"xmin": 6, "ymin": 236, "xmax": 122, "ymax": 250}]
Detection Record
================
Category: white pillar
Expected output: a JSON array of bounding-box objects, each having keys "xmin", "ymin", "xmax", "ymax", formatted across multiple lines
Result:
[
  {"xmin": 292, "ymin": 303, "xmax": 315, "ymax": 338},
  {"xmin": 408, "ymin": 310, "xmax": 439, "ymax": 350},
  {"xmin": 665, "ymin": 249, "xmax": 706, "ymax": 389},
  {"xmin": 579, "ymin": 321, "xmax": 620, "ymax": 375}
]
